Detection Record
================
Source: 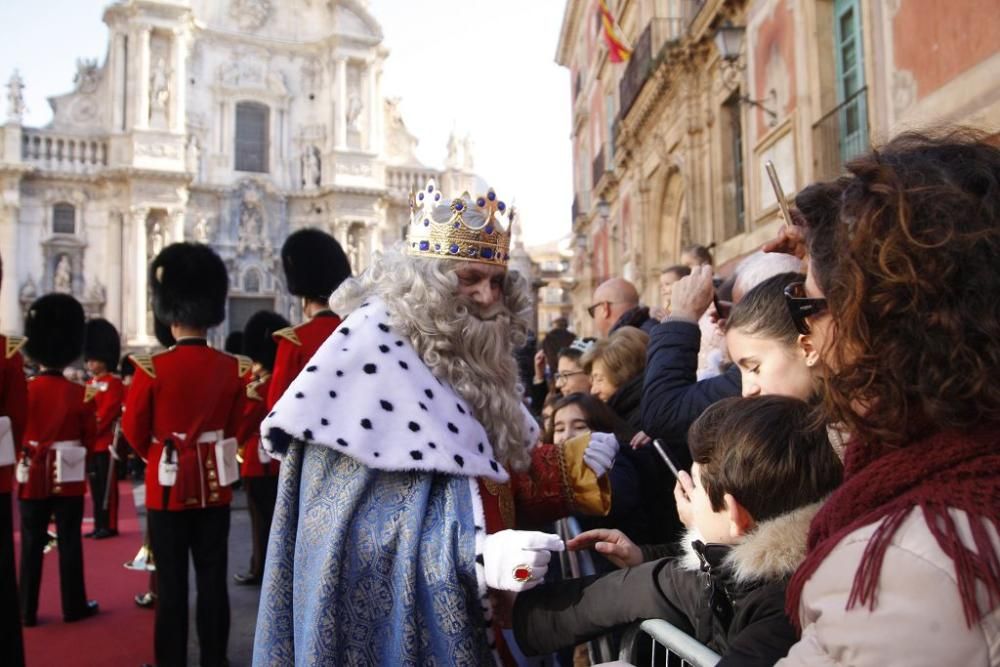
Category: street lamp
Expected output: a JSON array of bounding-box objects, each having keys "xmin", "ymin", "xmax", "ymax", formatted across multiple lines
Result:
[
  {"xmin": 713, "ymin": 20, "xmax": 779, "ymax": 127},
  {"xmin": 714, "ymin": 21, "xmax": 745, "ymax": 62},
  {"xmin": 596, "ymin": 198, "xmax": 610, "ymax": 220}
]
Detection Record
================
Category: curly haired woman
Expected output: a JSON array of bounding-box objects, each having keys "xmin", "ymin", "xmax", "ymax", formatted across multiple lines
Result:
[{"xmin": 770, "ymin": 130, "xmax": 1000, "ymax": 665}]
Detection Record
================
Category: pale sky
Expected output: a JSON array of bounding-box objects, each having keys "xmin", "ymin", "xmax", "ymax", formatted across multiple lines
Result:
[{"xmin": 0, "ymin": 0, "xmax": 572, "ymax": 246}]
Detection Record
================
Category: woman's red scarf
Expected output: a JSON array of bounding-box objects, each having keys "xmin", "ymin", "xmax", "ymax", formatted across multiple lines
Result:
[{"xmin": 786, "ymin": 423, "xmax": 1000, "ymax": 630}]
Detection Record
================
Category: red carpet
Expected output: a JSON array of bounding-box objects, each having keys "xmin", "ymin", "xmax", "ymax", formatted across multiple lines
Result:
[{"xmin": 14, "ymin": 481, "xmax": 154, "ymax": 666}]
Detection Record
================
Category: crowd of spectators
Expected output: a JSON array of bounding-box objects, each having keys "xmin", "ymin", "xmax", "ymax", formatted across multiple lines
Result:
[{"xmin": 517, "ymin": 128, "xmax": 1000, "ymax": 665}]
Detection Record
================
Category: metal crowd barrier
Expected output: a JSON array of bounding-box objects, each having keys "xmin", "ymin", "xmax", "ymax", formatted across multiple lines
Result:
[
  {"xmin": 618, "ymin": 618, "xmax": 722, "ymax": 667},
  {"xmin": 554, "ymin": 516, "xmax": 721, "ymax": 667},
  {"xmin": 554, "ymin": 516, "xmax": 615, "ymax": 663}
]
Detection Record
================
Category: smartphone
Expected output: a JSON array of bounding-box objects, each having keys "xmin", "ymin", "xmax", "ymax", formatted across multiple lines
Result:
[
  {"xmin": 765, "ymin": 160, "xmax": 793, "ymax": 226},
  {"xmin": 651, "ymin": 439, "xmax": 682, "ymax": 480},
  {"xmin": 712, "ymin": 291, "xmax": 732, "ymax": 320}
]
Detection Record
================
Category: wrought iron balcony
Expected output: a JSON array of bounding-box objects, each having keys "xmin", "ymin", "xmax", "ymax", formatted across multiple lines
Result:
[
  {"xmin": 618, "ymin": 7, "xmax": 700, "ymax": 119},
  {"xmin": 812, "ymin": 86, "xmax": 870, "ymax": 181}
]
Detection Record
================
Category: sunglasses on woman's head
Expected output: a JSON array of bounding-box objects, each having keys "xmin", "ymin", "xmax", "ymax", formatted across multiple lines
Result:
[{"xmin": 784, "ymin": 281, "xmax": 828, "ymax": 335}]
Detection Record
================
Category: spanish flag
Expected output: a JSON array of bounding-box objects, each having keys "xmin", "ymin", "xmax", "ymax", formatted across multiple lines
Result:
[{"xmin": 599, "ymin": 0, "xmax": 632, "ymax": 63}]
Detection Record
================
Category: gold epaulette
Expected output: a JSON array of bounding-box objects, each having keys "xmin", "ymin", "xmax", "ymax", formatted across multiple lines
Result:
[
  {"xmin": 129, "ymin": 353, "xmax": 157, "ymax": 379},
  {"xmin": 246, "ymin": 377, "xmax": 266, "ymax": 401},
  {"xmin": 232, "ymin": 354, "xmax": 253, "ymax": 378},
  {"xmin": 272, "ymin": 326, "xmax": 302, "ymax": 347},
  {"xmin": 83, "ymin": 385, "xmax": 99, "ymax": 403},
  {"xmin": 5, "ymin": 335, "xmax": 27, "ymax": 359}
]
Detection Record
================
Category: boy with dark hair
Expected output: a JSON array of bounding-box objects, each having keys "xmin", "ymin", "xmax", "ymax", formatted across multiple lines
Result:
[
  {"xmin": 513, "ymin": 395, "xmax": 843, "ymax": 666},
  {"xmin": 83, "ymin": 318, "xmax": 124, "ymax": 539}
]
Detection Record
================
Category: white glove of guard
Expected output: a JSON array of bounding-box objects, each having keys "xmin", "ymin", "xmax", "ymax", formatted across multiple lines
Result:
[
  {"xmin": 483, "ymin": 529, "xmax": 564, "ymax": 592},
  {"xmin": 583, "ymin": 431, "xmax": 619, "ymax": 477}
]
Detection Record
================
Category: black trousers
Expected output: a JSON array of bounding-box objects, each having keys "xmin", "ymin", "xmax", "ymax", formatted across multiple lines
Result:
[
  {"xmin": 148, "ymin": 506, "xmax": 230, "ymax": 667},
  {"xmin": 0, "ymin": 493, "xmax": 24, "ymax": 666},
  {"xmin": 19, "ymin": 495, "xmax": 87, "ymax": 621},
  {"xmin": 87, "ymin": 451, "xmax": 119, "ymax": 532},
  {"xmin": 243, "ymin": 476, "xmax": 278, "ymax": 578}
]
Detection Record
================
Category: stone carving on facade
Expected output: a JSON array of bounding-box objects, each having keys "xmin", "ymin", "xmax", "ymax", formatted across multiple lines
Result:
[
  {"xmin": 346, "ymin": 224, "xmax": 363, "ymax": 271},
  {"xmin": 346, "ymin": 94, "xmax": 363, "ymax": 132},
  {"xmin": 6, "ymin": 70, "xmax": 25, "ymax": 121},
  {"xmin": 236, "ymin": 189, "xmax": 272, "ymax": 255},
  {"xmin": 150, "ymin": 57, "xmax": 170, "ymax": 115},
  {"xmin": 18, "ymin": 277, "xmax": 37, "ymax": 304},
  {"xmin": 148, "ymin": 220, "xmax": 167, "ymax": 258},
  {"xmin": 135, "ymin": 141, "xmax": 182, "ymax": 159},
  {"xmin": 217, "ymin": 58, "xmax": 269, "ymax": 91},
  {"xmin": 73, "ymin": 59, "xmax": 100, "ymax": 94},
  {"xmin": 301, "ymin": 58, "xmax": 321, "ymax": 93},
  {"xmin": 335, "ymin": 156, "xmax": 373, "ymax": 177},
  {"xmin": 85, "ymin": 279, "xmax": 107, "ymax": 306},
  {"xmin": 230, "ymin": 0, "xmax": 271, "ymax": 31},
  {"xmin": 193, "ymin": 215, "xmax": 213, "ymax": 243},
  {"xmin": 892, "ymin": 70, "xmax": 917, "ymax": 117},
  {"xmin": 186, "ymin": 135, "xmax": 201, "ymax": 177},
  {"xmin": 302, "ymin": 146, "xmax": 321, "ymax": 190},
  {"xmin": 54, "ymin": 254, "xmax": 73, "ymax": 293}
]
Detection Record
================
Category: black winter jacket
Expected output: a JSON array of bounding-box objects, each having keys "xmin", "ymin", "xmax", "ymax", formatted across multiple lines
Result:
[
  {"xmin": 513, "ymin": 502, "xmax": 822, "ymax": 666},
  {"xmin": 640, "ymin": 319, "xmax": 740, "ymax": 467}
]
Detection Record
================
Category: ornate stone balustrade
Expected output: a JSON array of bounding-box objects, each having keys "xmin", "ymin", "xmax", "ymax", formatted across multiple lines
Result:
[
  {"xmin": 385, "ymin": 165, "xmax": 439, "ymax": 195},
  {"xmin": 21, "ymin": 129, "xmax": 108, "ymax": 173}
]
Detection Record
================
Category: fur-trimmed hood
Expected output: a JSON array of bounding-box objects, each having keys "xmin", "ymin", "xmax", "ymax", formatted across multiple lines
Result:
[{"xmin": 679, "ymin": 501, "xmax": 823, "ymax": 584}]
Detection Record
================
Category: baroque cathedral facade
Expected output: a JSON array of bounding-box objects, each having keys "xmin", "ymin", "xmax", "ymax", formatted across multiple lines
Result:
[{"xmin": 0, "ymin": 0, "xmax": 478, "ymax": 348}]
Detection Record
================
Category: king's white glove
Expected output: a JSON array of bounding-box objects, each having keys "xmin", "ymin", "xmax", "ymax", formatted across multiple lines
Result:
[
  {"xmin": 482, "ymin": 529, "xmax": 564, "ymax": 592},
  {"xmin": 583, "ymin": 431, "xmax": 619, "ymax": 477}
]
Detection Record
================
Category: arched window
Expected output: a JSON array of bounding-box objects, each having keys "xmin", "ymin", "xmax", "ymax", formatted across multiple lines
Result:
[
  {"xmin": 53, "ymin": 202, "xmax": 75, "ymax": 234},
  {"xmin": 243, "ymin": 268, "xmax": 262, "ymax": 294},
  {"xmin": 235, "ymin": 102, "xmax": 269, "ymax": 173}
]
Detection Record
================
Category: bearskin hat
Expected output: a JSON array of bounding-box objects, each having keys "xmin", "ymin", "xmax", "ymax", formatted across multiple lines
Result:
[
  {"xmin": 120, "ymin": 355, "xmax": 135, "ymax": 378},
  {"xmin": 24, "ymin": 293, "xmax": 85, "ymax": 369},
  {"xmin": 242, "ymin": 310, "xmax": 290, "ymax": 371},
  {"xmin": 83, "ymin": 318, "xmax": 121, "ymax": 371},
  {"xmin": 150, "ymin": 242, "xmax": 228, "ymax": 328},
  {"xmin": 154, "ymin": 316, "xmax": 176, "ymax": 348},
  {"xmin": 281, "ymin": 228, "xmax": 351, "ymax": 302},
  {"xmin": 224, "ymin": 331, "xmax": 244, "ymax": 355}
]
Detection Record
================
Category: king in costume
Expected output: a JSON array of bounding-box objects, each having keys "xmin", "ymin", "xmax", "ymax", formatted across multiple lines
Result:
[{"xmin": 253, "ymin": 180, "xmax": 618, "ymax": 665}]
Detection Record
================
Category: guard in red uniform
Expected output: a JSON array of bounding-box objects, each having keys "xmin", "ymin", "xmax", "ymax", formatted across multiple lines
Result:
[
  {"xmin": 83, "ymin": 318, "xmax": 124, "ymax": 539},
  {"xmin": 0, "ymin": 254, "xmax": 28, "ymax": 667},
  {"xmin": 267, "ymin": 228, "xmax": 351, "ymax": 409},
  {"xmin": 17, "ymin": 293, "xmax": 99, "ymax": 627},
  {"xmin": 232, "ymin": 310, "xmax": 289, "ymax": 586},
  {"xmin": 122, "ymin": 243, "xmax": 248, "ymax": 667}
]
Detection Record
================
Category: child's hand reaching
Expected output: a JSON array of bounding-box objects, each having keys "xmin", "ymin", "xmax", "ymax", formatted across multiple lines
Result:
[{"xmin": 566, "ymin": 528, "xmax": 643, "ymax": 569}]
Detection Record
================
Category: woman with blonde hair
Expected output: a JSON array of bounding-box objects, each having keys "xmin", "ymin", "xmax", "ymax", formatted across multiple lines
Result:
[{"xmin": 582, "ymin": 326, "xmax": 649, "ymax": 432}]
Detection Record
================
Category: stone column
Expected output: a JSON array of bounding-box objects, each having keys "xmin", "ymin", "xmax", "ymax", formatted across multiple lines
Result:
[
  {"xmin": 132, "ymin": 207, "xmax": 149, "ymax": 342},
  {"xmin": 106, "ymin": 210, "xmax": 123, "ymax": 332},
  {"xmin": 171, "ymin": 30, "xmax": 188, "ymax": 133},
  {"xmin": 170, "ymin": 209, "xmax": 185, "ymax": 243},
  {"xmin": 367, "ymin": 61, "xmax": 378, "ymax": 153},
  {"xmin": 137, "ymin": 26, "xmax": 152, "ymax": 130},
  {"xmin": 335, "ymin": 57, "xmax": 347, "ymax": 149},
  {"xmin": 110, "ymin": 32, "xmax": 126, "ymax": 131},
  {"xmin": 0, "ymin": 177, "xmax": 22, "ymax": 330}
]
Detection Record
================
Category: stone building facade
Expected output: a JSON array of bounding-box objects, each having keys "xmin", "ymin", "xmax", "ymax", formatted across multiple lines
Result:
[
  {"xmin": 557, "ymin": 0, "xmax": 999, "ymax": 335},
  {"xmin": 0, "ymin": 0, "xmax": 477, "ymax": 348}
]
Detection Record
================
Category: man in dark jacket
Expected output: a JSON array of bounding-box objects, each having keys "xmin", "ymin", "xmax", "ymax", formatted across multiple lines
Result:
[
  {"xmin": 513, "ymin": 396, "xmax": 843, "ymax": 666},
  {"xmin": 589, "ymin": 278, "xmax": 657, "ymax": 337}
]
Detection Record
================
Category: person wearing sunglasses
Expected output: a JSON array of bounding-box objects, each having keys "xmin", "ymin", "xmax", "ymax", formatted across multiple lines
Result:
[
  {"xmin": 588, "ymin": 278, "xmax": 657, "ymax": 337},
  {"xmin": 767, "ymin": 131, "xmax": 1000, "ymax": 667}
]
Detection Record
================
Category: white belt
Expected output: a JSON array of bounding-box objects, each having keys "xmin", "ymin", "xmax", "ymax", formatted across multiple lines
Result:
[
  {"xmin": 50, "ymin": 440, "xmax": 84, "ymax": 449},
  {"xmin": 154, "ymin": 430, "xmax": 223, "ymax": 445}
]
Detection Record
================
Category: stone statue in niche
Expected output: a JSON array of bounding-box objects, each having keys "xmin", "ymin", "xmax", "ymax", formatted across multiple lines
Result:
[
  {"xmin": 193, "ymin": 216, "xmax": 212, "ymax": 243},
  {"xmin": 6, "ymin": 70, "xmax": 25, "ymax": 121},
  {"xmin": 238, "ymin": 203, "xmax": 270, "ymax": 254},
  {"xmin": 346, "ymin": 226, "xmax": 362, "ymax": 271},
  {"xmin": 149, "ymin": 220, "xmax": 166, "ymax": 258},
  {"xmin": 302, "ymin": 146, "xmax": 320, "ymax": 190},
  {"xmin": 346, "ymin": 94, "xmax": 363, "ymax": 132},
  {"xmin": 186, "ymin": 135, "xmax": 201, "ymax": 176},
  {"xmin": 54, "ymin": 255, "xmax": 72, "ymax": 293},
  {"xmin": 150, "ymin": 58, "xmax": 170, "ymax": 114}
]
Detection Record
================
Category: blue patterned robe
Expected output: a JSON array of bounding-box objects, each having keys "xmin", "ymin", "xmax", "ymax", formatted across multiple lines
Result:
[{"xmin": 252, "ymin": 441, "xmax": 495, "ymax": 665}]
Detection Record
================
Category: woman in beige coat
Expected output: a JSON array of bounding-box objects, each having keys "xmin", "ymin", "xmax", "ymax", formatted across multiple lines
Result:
[{"xmin": 766, "ymin": 130, "xmax": 1000, "ymax": 666}]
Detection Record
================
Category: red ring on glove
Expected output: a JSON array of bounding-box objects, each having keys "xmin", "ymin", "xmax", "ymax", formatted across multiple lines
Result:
[{"xmin": 512, "ymin": 564, "xmax": 533, "ymax": 583}]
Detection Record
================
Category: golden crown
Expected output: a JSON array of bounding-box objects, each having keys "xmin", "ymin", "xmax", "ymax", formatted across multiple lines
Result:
[{"xmin": 406, "ymin": 179, "xmax": 513, "ymax": 265}]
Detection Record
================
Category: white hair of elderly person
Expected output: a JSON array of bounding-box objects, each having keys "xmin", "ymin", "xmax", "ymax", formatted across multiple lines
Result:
[{"xmin": 696, "ymin": 251, "xmax": 803, "ymax": 379}]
